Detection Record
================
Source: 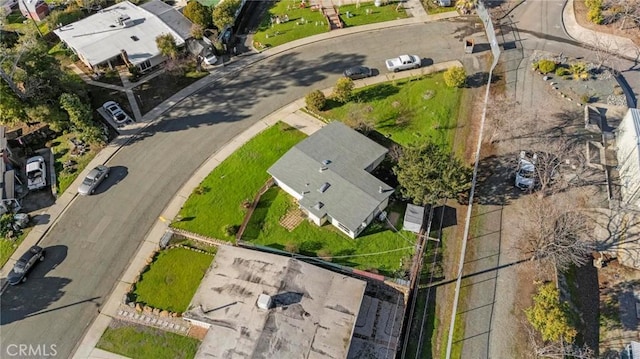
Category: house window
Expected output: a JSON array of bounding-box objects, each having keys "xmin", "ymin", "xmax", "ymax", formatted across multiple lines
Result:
[
  {"xmin": 336, "ymin": 221, "xmax": 350, "ymax": 235},
  {"xmin": 130, "ymin": 35, "xmax": 139, "ymax": 41},
  {"xmin": 139, "ymin": 60, "xmax": 151, "ymax": 71}
]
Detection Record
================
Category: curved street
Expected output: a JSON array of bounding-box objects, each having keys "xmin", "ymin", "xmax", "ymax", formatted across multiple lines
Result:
[{"xmin": 1, "ymin": 0, "xmax": 638, "ymax": 357}]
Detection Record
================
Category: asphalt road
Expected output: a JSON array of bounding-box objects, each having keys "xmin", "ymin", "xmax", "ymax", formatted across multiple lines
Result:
[{"xmin": 0, "ymin": 20, "xmax": 476, "ymax": 358}]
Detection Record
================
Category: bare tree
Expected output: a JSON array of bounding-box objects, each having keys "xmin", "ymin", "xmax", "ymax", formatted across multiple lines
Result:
[
  {"xmin": 522, "ymin": 196, "xmax": 594, "ymax": 271},
  {"xmin": 344, "ymin": 102, "xmax": 375, "ymax": 135},
  {"xmin": 587, "ymin": 32, "xmax": 624, "ymax": 71},
  {"xmin": 605, "ymin": 0, "xmax": 640, "ymax": 30},
  {"xmin": 587, "ymin": 208, "xmax": 640, "ymax": 264}
]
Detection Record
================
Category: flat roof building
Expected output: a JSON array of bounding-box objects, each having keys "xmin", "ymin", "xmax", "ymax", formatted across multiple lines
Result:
[{"xmin": 183, "ymin": 246, "xmax": 367, "ymax": 358}]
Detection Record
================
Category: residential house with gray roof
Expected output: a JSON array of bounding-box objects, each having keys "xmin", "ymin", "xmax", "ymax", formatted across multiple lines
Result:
[{"xmin": 268, "ymin": 121, "xmax": 393, "ymax": 238}]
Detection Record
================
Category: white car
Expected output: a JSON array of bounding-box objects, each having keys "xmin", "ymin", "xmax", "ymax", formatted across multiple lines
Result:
[
  {"xmin": 26, "ymin": 156, "xmax": 47, "ymax": 191},
  {"xmin": 102, "ymin": 101, "xmax": 133, "ymax": 124},
  {"xmin": 385, "ymin": 54, "xmax": 421, "ymax": 72},
  {"xmin": 515, "ymin": 151, "xmax": 537, "ymax": 190},
  {"xmin": 202, "ymin": 53, "xmax": 217, "ymax": 66}
]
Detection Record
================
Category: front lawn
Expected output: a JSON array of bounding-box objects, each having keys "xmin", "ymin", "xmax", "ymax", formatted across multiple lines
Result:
[
  {"xmin": 132, "ymin": 247, "xmax": 214, "ymax": 313},
  {"xmin": 50, "ymin": 133, "xmax": 103, "ymax": 194},
  {"xmin": 243, "ymin": 187, "xmax": 414, "ymax": 275},
  {"xmin": 252, "ymin": 0, "xmax": 328, "ymax": 50},
  {"xmin": 97, "ymin": 321, "xmax": 200, "ymax": 359},
  {"xmin": 0, "ymin": 232, "xmax": 29, "ymax": 267},
  {"xmin": 339, "ymin": 2, "xmax": 408, "ymax": 27},
  {"xmin": 172, "ymin": 122, "xmax": 306, "ymax": 241},
  {"xmin": 323, "ymin": 73, "xmax": 462, "ymax": 148}
]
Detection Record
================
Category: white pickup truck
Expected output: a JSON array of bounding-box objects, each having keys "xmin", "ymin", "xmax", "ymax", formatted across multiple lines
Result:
[
  {"xmin": 26, "ymin": 156, "xmax": 47, "ymax": 191},
  {"xmin": 385, "ymin": 54, "xmax": 422, "ymax": 72}
]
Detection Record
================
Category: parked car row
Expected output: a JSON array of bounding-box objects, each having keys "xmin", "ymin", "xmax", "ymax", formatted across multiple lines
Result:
[{"xmin": 342, "ymin": 54, "xmax": 423, "ymax": 81}]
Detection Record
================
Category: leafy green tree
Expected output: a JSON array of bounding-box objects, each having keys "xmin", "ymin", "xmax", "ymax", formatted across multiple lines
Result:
[
  {"xmin": 525, "ymin": 282, "xmax": 577, "ymax": 343},
  {"xmin": 212, "ymin": 0, "xmax": 241, "ymax": 31},
  {"xmin": 332, "ymin": 77, "xmax": 354, "ymax": 103},
  {"xmin": 394, "ymin": 142, "xmax": 472, "ymax": 205},
  {"xmin": 14, "ymin": 40, "xmax": 65, "ymax": 104},
  {"xmin": 25, "ymin": 105, "xmax": 68, "ymax": 131},
  {"xmin": 156, "ymin": 34, "xmax": 179, "ymax": 60},
  {"xmin": 59, "ymin": 93, "xmax": 103, "ymax": 143},
  {"xmin": 183, "ymin": 1, "xmax": 212, "ymax": 28},
  {"xmin": 305, "ymin": 90, "xmax": 326, "ymax": 112},
  {"xmin": 0, "ymin": 82, "xmax": 27, "ymax": 125},
  {"xmin": 443, "ymin": 66, "xmax": 466, "ymax": 87}
]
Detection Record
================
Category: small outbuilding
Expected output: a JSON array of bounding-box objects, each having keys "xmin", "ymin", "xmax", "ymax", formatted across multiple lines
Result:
[{"xmin": 403, "ymin": 204, "xmax": 425, "ymax": 234}]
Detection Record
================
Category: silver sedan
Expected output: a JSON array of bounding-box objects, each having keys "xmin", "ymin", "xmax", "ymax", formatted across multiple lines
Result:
[{"xmin": 78, "ymin": 165, "xmax": 110, "ymax": 195}]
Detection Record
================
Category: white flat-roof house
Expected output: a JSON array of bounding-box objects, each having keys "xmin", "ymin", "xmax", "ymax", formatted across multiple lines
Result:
[
  {"xmin": 53, "ymin": 0, "xmax": 192, "ymax": 71},
  {"xmin": 616, "ymin": 108, "xmax": 640, "ymax": 208},
  {"xmin": 268, "ymin": 122, "xmax": 393, "ymax": 238}
]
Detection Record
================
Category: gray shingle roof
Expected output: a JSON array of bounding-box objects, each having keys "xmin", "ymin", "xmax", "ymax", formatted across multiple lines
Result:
[
  {"xmin": 140, "ymin": 0, "xmax": 193, "ymax": 40},
  {"xmin": 268, "ymin": 122, "xmax": 393, "ymax": 233}
]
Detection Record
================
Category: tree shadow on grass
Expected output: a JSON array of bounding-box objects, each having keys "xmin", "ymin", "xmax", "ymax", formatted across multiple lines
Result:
[{"xmin": 354, "ymin": 83, "xmax": 400, "ymax": 102}]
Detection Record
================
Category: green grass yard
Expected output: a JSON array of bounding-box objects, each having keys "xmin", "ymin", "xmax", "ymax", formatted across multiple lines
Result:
[
  {"xmin": 132, "ymin": 247, "xmax": 214, "ymax": 313},
  {"xmin": 97, "ymin": 322, "xmax": 200, "ymax": 359},
  {"xmin": 252, "ymin": 1, "xmax": 408, "ymax": 49},
  {"xmin": 339, "ymin": 2, "xmax": 408, "ymax": 27},
  {"xmin": 323, "ymin": 73, "xmax": 462, "ymax": 148},
  {"xmin": 0, "ymin": 231, "xmax": 29, "ymax": 267},
  {"xmin": 172, "ymin": 123, "xmax": 306, "ymax": 241},
  {"xmin": 252, "ymin": 0, "xmax": 329, "ymax": 50},
  {"xmin": 243, "ymin": 187, "xmax": 415, "ymax": 275}
]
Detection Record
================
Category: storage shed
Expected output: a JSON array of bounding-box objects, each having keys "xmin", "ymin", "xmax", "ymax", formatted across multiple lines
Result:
[
  {"xmin": 403, "ymin": 204, "xmax": 425, "ymax": 233},
  {"xmin": 616, "ymin": 108, "xmax": 640, "ymax": 208}
]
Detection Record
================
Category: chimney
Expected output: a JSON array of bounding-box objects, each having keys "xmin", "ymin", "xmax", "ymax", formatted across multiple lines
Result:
[{"xmin": 378, "ymin": 186, "xmax": 383, "ymax": 193}]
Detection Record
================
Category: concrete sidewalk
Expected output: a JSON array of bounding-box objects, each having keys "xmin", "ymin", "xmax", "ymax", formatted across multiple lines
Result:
[{"xmin": 563, "ymin": 0, "xmax": 639, "ymax": 61}]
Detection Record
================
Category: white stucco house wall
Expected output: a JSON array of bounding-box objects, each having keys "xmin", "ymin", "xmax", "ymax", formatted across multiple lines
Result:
[
  {"xmin": 268, "ymin": 122, "xmax": 393, "ymax": 238},
  {"xmin": 616, "ymin": 108, "xmax": 640, "ymax": 208}
]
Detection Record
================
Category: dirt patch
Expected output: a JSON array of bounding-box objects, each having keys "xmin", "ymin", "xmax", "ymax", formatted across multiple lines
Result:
[
  {"xmin": 574, "ymin": 0, "xmax": 640, "ymax": 46},
  {"xmin": 187, "ymin": 325, "xmax": 209, "ymax": 340}
]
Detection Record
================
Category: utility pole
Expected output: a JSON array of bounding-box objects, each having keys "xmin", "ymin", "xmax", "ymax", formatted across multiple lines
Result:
[{"xmin": 20, "ymin": 0, "xmax": 43, "ymax": 38}]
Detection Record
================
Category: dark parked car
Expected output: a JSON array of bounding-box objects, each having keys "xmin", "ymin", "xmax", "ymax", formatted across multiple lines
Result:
[
  {"xmin": 7, "ymin": 245, "xmax": 45, "ymax": 285},
  {"xmin": 77, "ymin": 165, "xmax": 110, "ymax": 195},
  {"xmin": 343, "ymin": 66, "xmax": 373, "ymax": 80}
]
